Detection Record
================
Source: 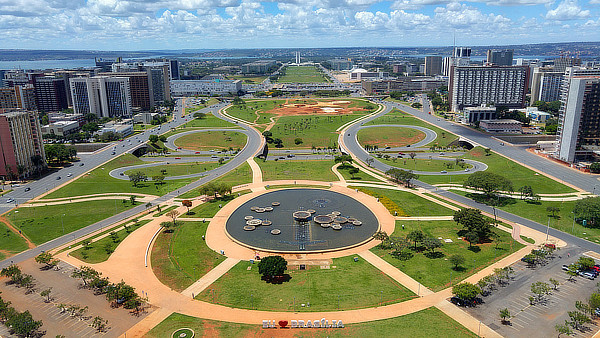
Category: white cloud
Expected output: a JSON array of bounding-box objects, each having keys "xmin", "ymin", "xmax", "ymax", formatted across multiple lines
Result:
[{"xmin": 545, "ymin": 0, "xmax": 590, "ymax": 20}]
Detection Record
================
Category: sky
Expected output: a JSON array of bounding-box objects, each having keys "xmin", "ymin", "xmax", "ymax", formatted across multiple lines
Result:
[{"xmin": 0, "ymin": 0, "xmax": 599, "ymax": 50}]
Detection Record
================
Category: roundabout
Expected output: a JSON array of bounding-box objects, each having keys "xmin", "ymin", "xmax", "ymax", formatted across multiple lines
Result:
[{"xmin": 224, "ymin": 188, "xmax": 380, "ymax": 253}]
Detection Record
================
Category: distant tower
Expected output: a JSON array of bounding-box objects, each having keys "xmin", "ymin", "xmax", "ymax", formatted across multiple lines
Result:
[{"xmin": 296, "ymin": 52, "xmax": 300, "ymax": 64}]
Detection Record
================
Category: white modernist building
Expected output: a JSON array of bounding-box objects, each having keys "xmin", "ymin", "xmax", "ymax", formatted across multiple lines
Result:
[{"xmin": 170, "ymin": 80, "xmax": 242, "ymax": 97}]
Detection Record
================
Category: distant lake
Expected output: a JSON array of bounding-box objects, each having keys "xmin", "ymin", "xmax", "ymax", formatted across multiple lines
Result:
[{"xmin": 0, "ymin": 59, "xmax": 96, "ymax": 70}]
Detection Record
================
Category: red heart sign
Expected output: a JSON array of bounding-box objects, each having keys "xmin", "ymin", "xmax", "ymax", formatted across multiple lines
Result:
[{"xmin": 278, "ymin": 320, "xmax": 288, "ymax": 328}]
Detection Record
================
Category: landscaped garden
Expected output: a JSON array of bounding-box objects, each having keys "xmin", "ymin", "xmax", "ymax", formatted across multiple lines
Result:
[
  {"xmin": 178, "ymin": 162, "xmax": 253, "ymax": 199},
  {"xmin": 124, "ymin": 161, "xmax": 222, "ymax": 178},
  {"xmin": 186, "ymin": 191, "xmax": 251, "ymax": 218},
  {"xmin": 174, "ymin": 130, "xmax": 247, "ymax": 151},
  {"xmin": 379, "ymin": 157, "xmax": 473, "ymax": 172},
  {"xmin": 258, "ymin": 159, "xmax": 338, "ymax": 182},
  {"xmin": 195, "ymin": 255, "xmax": 416, "ymax": 311},
  {"xmin": 145, "ymin": 307, "xmax": 476, "ymax": 338},
  {"xmin": 353, "ymin": 187, "xmax": 454, "ymax": 217},
  {"xmin": 151, "ymin": 221, "xmax": 224, "ymax": 291},
  {"xmin": 371, "ymin": 220, "xmax": 523, "ymax": 291},
  {"xmin": 42, "ymin": 154, "xmax": 196, "ymax": 199},
  {"xmin": 274, "ymin": 66, "xmax": 331, "ymax": 83}
]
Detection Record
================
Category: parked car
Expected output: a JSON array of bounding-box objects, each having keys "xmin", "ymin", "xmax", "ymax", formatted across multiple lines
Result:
[
  {"xmin": 56, "ymin": 176, "xmax": 61, "ymax": 180},
  {"xmin": 24, "ymin": 187, "xmax": 30, "ymax": 192},
  {"xmin": 440, "ymin": 170, "xmax": 447, "ymax": 173},
  {"xmin": 6, "ymin": 198, "xmax": 14, "ymax": 203},
  {"xmin": 582, "ymin": 272, "xmax": 596, "ymax": 280},
  {"xmin": 562, "ymin": 265, "xmax": 570, "ymax": 272}
]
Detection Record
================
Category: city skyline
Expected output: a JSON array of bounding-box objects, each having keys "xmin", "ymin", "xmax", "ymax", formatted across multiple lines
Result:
[{"xmin": 1, "ymin": 0, "xmax": 600, "ymax": 50}]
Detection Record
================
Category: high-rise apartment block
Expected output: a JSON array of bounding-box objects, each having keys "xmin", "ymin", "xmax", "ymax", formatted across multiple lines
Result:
[
  {"xmin": 554, "ymin": 56, "xmax": 582, "ymax": 73},
  {"xmin": 0, "ymin": 85, "xmax": 37, "ymax": 110},
  {"xmin": 449, "ymin": 65, "xmax": 529, "ymax": 112},
  {"xmin": 99, "ymin": 71, "xmax": 152, "ymax": 111},
  {"xmin": 70, "ymin": 76, "xmax": 131, "ymax": 118},
  {"xmin": 555, "ymin": 68, "xmax": 600, "ymax": 163},
  {"xmin": 424, "ymin": 56, "xmax": 443, "ymax": 76},
  {"xmin": 486, "ymin": 49, "xmax": 514, "ymax": 66},
  {"xmin": 34, "ymin": 76, "xmax": 69, "ymax": 112},
  {"xmin": 453, "ymin": 47, "xmax": 471, "ymax": 58},
  {"xmin": 530, "ymin": 67, "xmax": 564, "ymax": 104},
  {"xmin": 0, "ymin": 109, "xmax": 46, "ymax": 179}
]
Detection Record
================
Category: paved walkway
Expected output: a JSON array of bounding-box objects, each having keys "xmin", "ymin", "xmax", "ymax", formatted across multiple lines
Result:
[
  {"xmin": 440, "ymin": 186, "xmax": 592, "ymax": 201},
  {"xmin": 181, "ymin": 257, "xmax": 240, "ymax": 298}
]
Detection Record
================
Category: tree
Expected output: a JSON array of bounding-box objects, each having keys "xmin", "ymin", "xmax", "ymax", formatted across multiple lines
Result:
[
  {"xmin": 530, "ymin": 281, "xmax": 550, "ymax": 303},
  {"xmin": 71, "ymin": 266, "xmax": 100, "ymax": 287},
  {"xmin": 549, "ymin": 278, "xmax": 560, "ymax": 290},
  {"xmin": 385, "ymin": 168, "xmax": 419, "ymax": 188},
  {"xmin": 40, "ymin": 288, "xmax": 52, "ymax": 303},
  {"xmin": 6, "ymin": 310, "xmax": 42, "ymax": 337},
  {"xmin": 148, "ymin": 134, "xmax": 159, "ymax": 144},
  {"xmin": 547, "ymin": 206, "xmax": 560, "ymax": 218},
  {"xmin": 130, "ymin": 195, "xmax": 137, "ymax": 205},
  {"xmin": 182, "ymin": 200, "xmax": 193, "ymax": 214},
  {"xmin": 257, "ymin": 256, "xmax": 287, "ymax": 281},
  {"xmin": 577, "ymin": 256, "xmax": 595, "ymax": 271},
  {"xmin": 334, "ymin": 155, "xmax": 353, "ymax": 168},
  {"xmin": 519, "ymin": 185, "xmax": 534, "ymax": 200},
  {"xmin": 568, "ymin": 310, "xmax": 591, "ymax": 330},
  {"xmin": 35, "ymin": 252, "xmax": 59, "ymax": 269},
  {"xmin": 566, "ymin": 264, "xmax": 578, "ymax": 282},
  {"xmin": 294, "ymin": 138, "xmax": 303, "ymax": 145},
  {"xmin": 92, "ymin": 316, "xmax": 109, "ymax": 332},
  {"xmin": 423, "ymin": 237, "xmax": 442, "ymax": 254},
  {"xmin": 574, "ymin": 197, "xmax": 600, "ymax": 227},
  {"xmin": 452, "ymin": 282, "xmax": 481, "ymax": 301},
  {"xmin": 589, "ymin": 292, "xmax": 600, "ymax": 313},
  {"xmin": 463, "ymin": 171, "xmax": 512, "ymax": 198},
  {"xmin": 406, "ymin": 230, "xmax": 424, "ymax": 250},
  {"xmin": 366, "ymin": 157, "xmax": 374, "ymax": 167},
  {"xmin": 555, "ymin": 321, "xmax": 573, "ymax": 337},
  {"xmin": 152, "ymin": 175, "xmax": 165, "ymax": 185},
  {"xmin": 411, "ymin": 102, "xmax": 422, "ymax": 109},
  {"xmin": 105, "ymin": 281, "xmax": 138, "ymax": 305},
  {"xmin": 159, "ymin": 135, "xmax": 167, "ymax": 142},
  {"xmin": 348, "ymin": 167, "xmax": 359, "ymax": 179},
  {"xmin": 453, "ymin": 208, "xmax": 493, "ymax": 243},
  {"xmin": 499, "ymin": 308, "xmax": 511, "ymax": 324},
  {"xmin": 129, "ymin": 171, "xmax": 148, "ymax": 187},
  {"xmin": 449, "ymin": 254, "xmax": 465, "ymax": 270},
  {"xmin": 166, "ymin": 209, "xmax": 180, "ymax": 226},
  {"xmin": 193, "ymin": 112, "xmax": 207, "ymax": 119}
]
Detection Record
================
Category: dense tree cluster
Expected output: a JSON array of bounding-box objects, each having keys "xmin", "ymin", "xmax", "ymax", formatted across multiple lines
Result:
[
  {"xmin": 574, "ymin": 197, "xmax": 600, "ymax": 227},
  {"xmin": 463, "ymin": 171, "xmax": 512, "ymax": 198},
  {"xmin": 45, "ymin": 144, "xmax": 77, "ymax": 164}
]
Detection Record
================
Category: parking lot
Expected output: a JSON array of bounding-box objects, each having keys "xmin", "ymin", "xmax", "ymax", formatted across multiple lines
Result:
[
  {"xmin": 465, "ymin": 246, "xmax": 599, "ymax": 337},
  {"xmin": 0, "ymin": 259, "xmax": 152, "ymax": 337}
]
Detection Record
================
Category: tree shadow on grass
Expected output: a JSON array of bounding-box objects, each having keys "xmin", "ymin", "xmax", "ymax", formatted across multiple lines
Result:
[
  {"xmin": 451, "ymin": 266, "xmax": 467, "ymax": 272},
  {"xmin": 424, "ymin": 251, "xmax": 445, "ymax": 259},
  {"xmin": 467, "ymin": 246, "xmax": 481, "ymax": 253},
  {"xmin": 261, "ymin": 274, "xmax": 292, "ymax": 284},
  {"xmin": 465, "ymin": 193, "xmax": 516, "ymax": 207}
]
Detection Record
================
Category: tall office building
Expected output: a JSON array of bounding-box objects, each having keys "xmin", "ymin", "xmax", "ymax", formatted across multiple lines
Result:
[
  {"xmin": 424, "ymin": 56, "xmax": 443, "ymax": 76},
  {"xmin": 530, "ymin": 67, "xmax": 564, "ymax": 104},
  {"xmin": 453, "ymin": 47, "xmax": 471, "ymax": 58},
  {"xmin": 95, "ymin": 57, "xmax": 123, "ymax": 72},
  {"xmin": 169, "ymin": 60, "xmax": 179, "ymax": 80},
  {"xmin": 0, "ymin": 109, "xmax": 46, "ymax": 179},
  {"xmin": 0, "ymin": 85, "xmax": 36, "ymax": 110},
  {"xmin": 34, "ymin": 77, "xmax": 69, "ymax": 112},
  {"xmin": 486, "ymin": 49, "xmax": 514, "ymax": 66},
  {"xmin": 3, "ymin": 70, "xmax": 29, "ymax": 88},
  {"xmin": 449, "ymin": 65, "xmax": 529, "ymax": 112},
  {"xmin": 554, "ymin": 56, "xmax": 582, "ymax": 73},
  {"xmin": 99, "ymin": 71, "xmax": 152, "ymax": 111},
  {"xmin": 70, "ymin": 76, "xmax": 131, "ymax": 118},
  {"xmin": 555, "ymin": 68, "xmax": 600, "ymax": 162}
]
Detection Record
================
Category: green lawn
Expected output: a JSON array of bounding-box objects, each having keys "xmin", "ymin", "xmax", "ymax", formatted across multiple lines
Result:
[
  {"xmin": 146, "ymin": 307, "xmax": 475, "ymax": 338},
  {"xmin": 259, "ymin": 159, "xmax": 337, "ymax": 182},
  {"xmin": 337, "ymin": 164, "xmax": 384, "ymax": 182},
  {"xmin": 268, "ymin": 113, "xmax": 369, "ymax": 149},
  {"xmin": 196, "ymin": 255, "xmax": 415, "ymax": 311},
  {"xmin": 151, "ymin": 221, "xmax": 224, "ymax": 291},
  {"xmin": 275, "ymin": 66, "xmax": 331, "ymax": 83},
  {"xmin": 42, "ymin": 154, "xmax": 196, "ymax": 199},
  {"xmin": 358, "ymin": 126, "xmax": 426, "ymax": 147},
  {"xmin": 174, "ymin": 130, "xmax": 247, "ymax": 151},
  {"xmin": 6, "ymin": 199, "xmax": 137, "ymax": 245},
  {"xmin": 178, "ymin": 114, "xmax": 238, "ymax": 128},
  {"xmin": 419, "ymin": 147, "xmax": 577, "ymax": 194},
  {"xmin": 124, "ymin": 162, "xmax": 221, "ymax": 178},
  {"xmin": 186, "ymin": 192, "xmax": 250, "ymax": 218},
  {"xmin": 0, "ymin": 222, "xmax": 29, "ymax": 260},
  {"xmin": 178, "ymin": 163, "xmax": 253, "ymax": 199},
  {"xmin": 371, "ymin": 220, "xmax": 523, "ymax": 291},
  {"xmin": 227, "ymin": 75, "xmax": 268, "ymax": 84},
  {"xmin": 366, "ymin": 110, "xmax": 458, "ymax": 148},
  {"xmin": 69, "ymin": 220, "xmax": 151, "ymax": 263},
  {"xmin": 353, "ymin": 187, "xmax": 454, "ymax": 217},
  {"xmin": 379, "ymin": 157, "xmax": 472, "ymax": 172},
  {"xmin": 225, "ymin": 99, "xmax": 284, "ymax": 124}
]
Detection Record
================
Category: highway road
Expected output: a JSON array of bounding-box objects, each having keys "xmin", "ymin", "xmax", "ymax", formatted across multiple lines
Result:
[{"xmin": 0, "ymin": 99, "xmax": 264, "ymax": 268}]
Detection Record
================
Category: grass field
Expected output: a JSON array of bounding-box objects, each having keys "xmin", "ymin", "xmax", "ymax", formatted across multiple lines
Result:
[
  {"xmin": 366, "ymin": 110, "xmax": 458, "ymax": 148},
  {"xmin": 0, "ymin": 221, "xmax": 30, "ymax": 260},
  {"xmin": 225, "ymin": 99, "xmax": 284, "ymax": 124},
  {"xmin": 419, "ymin": 147, "xmax": 577, "ymax": 194},
  {"xmin": 42, "ymin": 154, "xmax": 196, "ymax": 199},
  {"xmin": 371, "ymin": 220, "xmax": 523, "ymax": 291},
  {"xmin": 227, "ymin": 75, "xmax": 268, "ymax": 84},
  {"xmin": 69, "ymin": 220, "xmax": 151, "ymax": 263},
  {"xmin": 124, "ymin": 162, "xmax": 221, "ymax": 178},
  {"xmin": 174, "ymin": 130, "xmax": 247, "ymax": 151},
  {"xmin": 145, "ymin": 307, "xmax": 476, "ymax": 338},
  {"xmin": 6, "ymin": 199, "xmax": 137, "ymax": 245},
  {"xmin": 151, "ymin": 221, "xmax": 224, "ymax": 291},
  {"xmin": 259, "ymin": 159, "xmax": 337, "ymax": 182},
  {"xmin": 179, "ymin": 114, "xmax": 239, "ymax": 128},
  {"xmin": 353, "ymin": 187, "xmax": 454, "ymax": 217},
  {"xmin": 275, "ymin": 66, "xmax": 331, "ymax": 83},
  {"xmin": 186, "ymin": 192, "xmax": 250, "ymax": 218},
  {"xmin": 196, "ymin": 255, "xmax": 415, "ymax": 311},
  {"xmin": 379, "ymin": 157, "xmax": 472, "ymax": 172},
  {"xmin": 358, "ymin": 126, "xmax": 426, "ymax": 148},
  {"xmin": 337, "ymin": 164, "xmax": 384, "ymax": 182},
  {"xmin": 178, "ymin": 163, "xmax": 253, "ymax": 199}
]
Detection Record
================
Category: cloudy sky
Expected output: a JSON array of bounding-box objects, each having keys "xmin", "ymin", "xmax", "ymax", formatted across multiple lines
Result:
[{"xmin": 1, "ymin": 0, "xmax": 599, "ymax": 50}]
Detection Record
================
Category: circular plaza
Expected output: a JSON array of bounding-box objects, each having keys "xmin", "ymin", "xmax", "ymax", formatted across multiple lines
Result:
[{"xmin": 224, "ymin": 188, "xmax": 380, "ymax": 253}]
